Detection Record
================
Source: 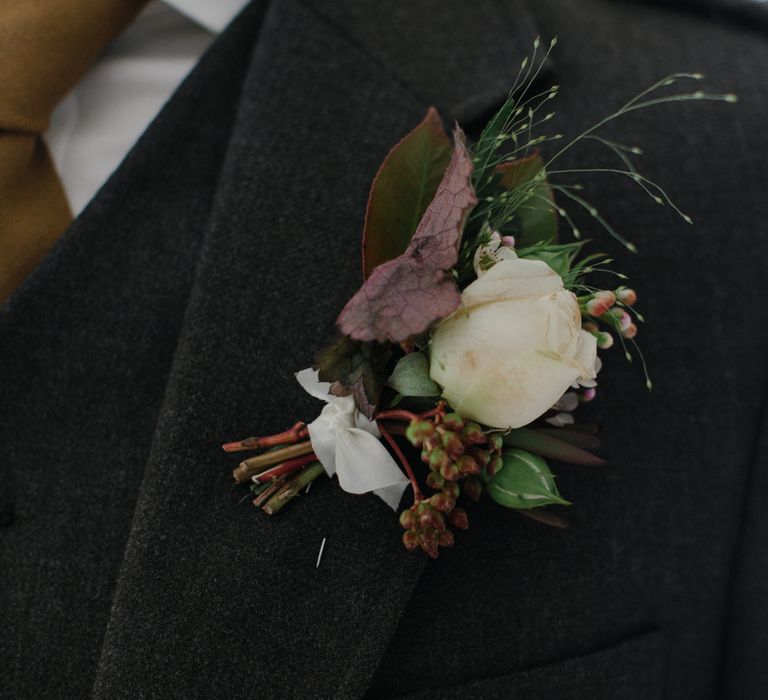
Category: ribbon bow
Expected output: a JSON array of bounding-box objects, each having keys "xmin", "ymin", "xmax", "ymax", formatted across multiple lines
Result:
[{"xmin": 296, "ymin": 369, "xmax": 408, "ymax": 510}]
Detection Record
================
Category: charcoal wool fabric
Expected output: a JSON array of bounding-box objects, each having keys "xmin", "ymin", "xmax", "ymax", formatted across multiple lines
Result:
[{"xmin": 1, "ymin": 0, "xmax": 767, "ymax": 698}]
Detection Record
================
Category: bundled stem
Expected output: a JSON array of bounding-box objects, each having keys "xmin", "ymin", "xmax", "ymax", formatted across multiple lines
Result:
[
  {"xmin": 253, "ymin": 477, "xmax": 286, "ymax": 507},
  {"xmin": 263, "ymin": 462, "xmax": 326, "ymax": 515},
  {"xmin": 233, "ymin": 441, "xmax": 314, "ymax": 484},
  {"xmin": 253, "ymin": 452, "xmax": 319, "ymax": 483},
  {"xmin": 222, "ymin": 421, "xmax": 308, "ymax": 453}
]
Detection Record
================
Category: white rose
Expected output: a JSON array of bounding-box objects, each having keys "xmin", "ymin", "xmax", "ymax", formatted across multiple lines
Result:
[{"xmin": 429, "ymin": 258, "xmax": 597, "ymax": 429}]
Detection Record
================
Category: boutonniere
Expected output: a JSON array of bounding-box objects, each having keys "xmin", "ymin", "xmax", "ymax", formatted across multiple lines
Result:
[{"xmin": 222, "ymin": 39, "xmax": 735, "ymax": 557}]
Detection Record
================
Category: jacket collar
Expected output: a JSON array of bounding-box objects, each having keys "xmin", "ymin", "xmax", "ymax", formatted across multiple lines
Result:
[
  {"xmin": 164, "ymin": 0, "xmax": 249, "ymax": 33},
  {"xmin": 93, "ymin": 1, "xmax": 542, "ymax": 696},
  {"xmin": 300, "ymin": 0, "xmax": 544, "ymax": 123}
]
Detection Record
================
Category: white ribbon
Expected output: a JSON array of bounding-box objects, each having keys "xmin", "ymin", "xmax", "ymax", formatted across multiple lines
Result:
[{"xmin": 295, "ymin": 368, "xmax": 409, "ymax": 510}]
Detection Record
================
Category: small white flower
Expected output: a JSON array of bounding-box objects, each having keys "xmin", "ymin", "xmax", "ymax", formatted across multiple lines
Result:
[
  {"xmin": 553, "ymin": 391, "xmax": 579, "ymax": 413},
  {"xmin": 546, "ymin": 412, "xmax": 576, "ymax": 427},
  {"xmin": 472, "ymin": 230, "xmax": 518, "ymax": 277},
  {"xmin": 573, "ymin": 356, "xmax": 602, "ymax": 389},
  {"xmin": 296, "ymin": 369, "xmax": 409, "ymax": 510}
]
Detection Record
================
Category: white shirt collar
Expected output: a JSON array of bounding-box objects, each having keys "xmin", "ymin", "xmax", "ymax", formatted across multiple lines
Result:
[{"xmin": 163, "ymin": 0, "xmax": 249, "ymax": 33}]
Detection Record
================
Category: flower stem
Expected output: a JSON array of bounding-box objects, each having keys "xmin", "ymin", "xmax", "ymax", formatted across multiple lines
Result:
[
  {"xmin": 379, "ymin": 421, "xmax": 406, "ymax": 437},
  {"xmin": 378, "ymin": 421, "xmax": 422, "ymax": 503},
  {"xmin": 233, "ymin": 441, "xmax": 314, "ymax": 484},
  {"xmin": 263, "ymin": 462, "xmax": 326, "ymax": 515},
  {"xmin": 375, "ymin": 402, "xmax": 445, "ymax": 424},
  {"xmin": 253, "ymin": 477, "xmax": 286, "ymax": 507},
  {"xmin": 375, "ymin": 409, "xmax": 421, "ymax": 423},
  {"xmin": 253, "ymin": 452, "xmax": 318, "ymax": 483},
  {"xmin": 222, "ymin": 421, "xmax": 308, "ymax": 453}
]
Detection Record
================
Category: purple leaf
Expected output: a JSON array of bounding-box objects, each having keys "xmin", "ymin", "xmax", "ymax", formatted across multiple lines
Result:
[
  {"xmin": 314, "ymin": 336, "xmax": 391, "ymax": 419},
  {"xmin": 337, "ymin": 127, "xmax": 477, "ymax": 343}
]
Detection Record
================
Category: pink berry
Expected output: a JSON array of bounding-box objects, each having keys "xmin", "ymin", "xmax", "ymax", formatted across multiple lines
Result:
[
  {"xmin": 586, "ymin": 298, "xmax": 611, "ymax": 317},
  {"xmin": 622, "ymin": 323, "xmax": 638, "ymax": 339},
  {"xmin": 594, "ymin": 290, "xmax": 616, "ymax": 306},
  {"xmin": 617, "ymin": 288, "xmax": 637, "ymax": 306}
]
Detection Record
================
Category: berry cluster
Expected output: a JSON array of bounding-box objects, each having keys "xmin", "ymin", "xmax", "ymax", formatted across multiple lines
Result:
[{"xmin": 397, "ymin": 411, "xmax": 502, "ymax": 557}]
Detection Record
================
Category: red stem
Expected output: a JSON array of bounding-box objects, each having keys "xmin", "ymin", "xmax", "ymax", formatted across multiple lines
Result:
[
  {"xmin": 378, "ymin": 421, "xmax": 422, "ymax": 503},
  {"xmin": 254, "ymin": 452, "xmax": 319, "ymax": 483},
  {"xmin": 374, "ymin": 409, "xmax": 421, "ymax": 423},
  {"xmin": 375, "ymin": 402, "xmax": 444, "ymax": 424},
  {"xmin": 222, "ymin": 421, "xmax": 308, "ymax": 452},
  {"xmin": 379, "ymin": 421, "xmax": 406, "ymax": 437}
]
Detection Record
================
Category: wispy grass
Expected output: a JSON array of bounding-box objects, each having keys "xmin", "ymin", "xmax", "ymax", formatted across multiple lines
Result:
[
  {"xmin": 468, "ymin": 38, "xmax": 737, "ymax": 254},
  {"xmin": 462, "ymin": 43, "xmax": 735, "ymax": 384}
]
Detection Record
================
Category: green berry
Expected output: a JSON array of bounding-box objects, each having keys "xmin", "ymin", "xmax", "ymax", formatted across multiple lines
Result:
[
  {"xmin": 461, "ymin": 422, "xmax": 486, "ymax": 445},
  {"xmin": 488, "ymin": 433, "xmax": 503, "ymax": 452},
  {"xmin": 440, "ymin": 461, "xmax": 460, "ymax": 481},
  {"xmin": 449, "ymin": 508, "xmax": 469, "ymax": 530},
  {"xmin": 426, "ymin": 472, "xmax": 446, "ymax": 490},
  {"xmin": 429, "ymin": 492, "xmax": 455, "ymax": 513},
  {"xmin": 463, "ymin": 476, "xmax": 483, "ymax": 501},
  {"xmin": 441, "ymin": 481, "xmax": 460, "ymax": 499},
  {"xmin": 402, "ymin": 529, "xmax": 419, "ymax": 550},
  {"xmin": 441, "ymin": 430, "xmax": 465, "ymax": 460},
  {"xmin": 468, "ymin": 447, "xmax": 490, "ymax": 467},
  {"xmin": 405, "ymin": 419, "xmax": 434, "ymax": 447},
  {"xmin": 456, "ymin": 454, "xmax": 480, "ymax": 475},
  {"xmin": 399, "ymin": 509, "xmax": 416, "ymax": 530},
  {"xmin": 487, "ymin": 454, "xmax": 503, "ymax": 477},
  {"xmin": 442, "ymin": 412, "xmax": 465, "ymax": 431},
  {"xmin": 438, "ymin": 530, "xmax": 455, "ymax": 547},
  {"xmin": 429, "ymin": 447, "xmax": 450, "ymax": 471}
]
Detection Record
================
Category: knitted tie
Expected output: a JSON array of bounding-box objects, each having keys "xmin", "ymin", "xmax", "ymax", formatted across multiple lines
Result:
[{"xmin": 0, "ymin": 1, "xmax": 147, "ymax": 304}]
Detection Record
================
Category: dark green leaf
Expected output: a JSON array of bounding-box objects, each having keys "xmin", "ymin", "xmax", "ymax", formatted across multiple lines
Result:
[
  {"xmin": 473, "ymin": 98, "xmax": 521, "ymax": 186},
  {"xmin": 362, "ymin": 107, "xmax": 452, "ymax": 278},
  {"xmin": 338, "ymin": 129, "xmax": 476, "ymax": 343},
  {"xmin": 516, "ymin": 508, "xmax": 570, "ymax": 528},
  {"xmin": 517, "ymin": 240, "xmax": 587, "ymax": 280},
  {"xmin": 504, "ymin": 428, "xmax": 605, "ymax": 466},
  {"xmin": 313, "ymin": 336, "xmax": 391, "ymax": 419},
  {"xmin": 497, "ymin": 153, "xmax": 558, "ymax": 247},
  {"xmin": 387, "ymin": 352, "xmax": 440, "ymax": 398},
  {"xmin": 487, "ymin": 449, "xmax": 569, "ymax": 509},
  {"xmin": 535, "ymin": 427, "xmax": 602, "ymax": 451}
]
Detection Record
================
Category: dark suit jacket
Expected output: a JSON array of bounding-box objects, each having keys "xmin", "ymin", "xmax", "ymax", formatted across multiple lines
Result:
[{"xmin": 2, "ymin": 0, "xmax": 767, "ymax": 697}]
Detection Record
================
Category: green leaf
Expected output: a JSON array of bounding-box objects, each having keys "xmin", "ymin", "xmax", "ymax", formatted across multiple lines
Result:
[
  {"xmin": 487, "ymin": 449, "xmax": 570, "ymax": 509},
  {"xmin": 518, "ymin": 247, "xmax": 571, "ymax": 278},
  {"xmin": 516, "ymin": 508, "xmax": 570, "ymax": 529},
  {"xmin": 473, "ymin": 97, "xmax": 521, "ymax": 187},
  {"xmin": 362, "ymin": 107, "xmax": 452, "ymax": 278},
  {"xmin": 497, "ymin": 153, "xmax": 558, "ymax": 247},
  {"xmin": 387, "ymin": 352, "xmax": 440, "ymax": 398},
  {"xmin": 516, "ymin": 240, "xmax": 587, "ymax": 280}
]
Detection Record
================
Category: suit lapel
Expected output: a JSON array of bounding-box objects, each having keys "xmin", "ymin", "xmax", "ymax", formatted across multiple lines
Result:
[
  {"xmin": 93, "ymin": 1, "xmax": 541, "ymax": 697},
  {"xmin": 0, "ymin": 4, "xmax": 267, "ymax": 696},
  {"xmin": 300, "ymin": 0, "xmax": 545, "ymax": 124}
]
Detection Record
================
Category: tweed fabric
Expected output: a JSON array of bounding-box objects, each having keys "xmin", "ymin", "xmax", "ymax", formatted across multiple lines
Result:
[{"xmin": 1, "ymin": 0, "xmax": 767, "ymax": 698}]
